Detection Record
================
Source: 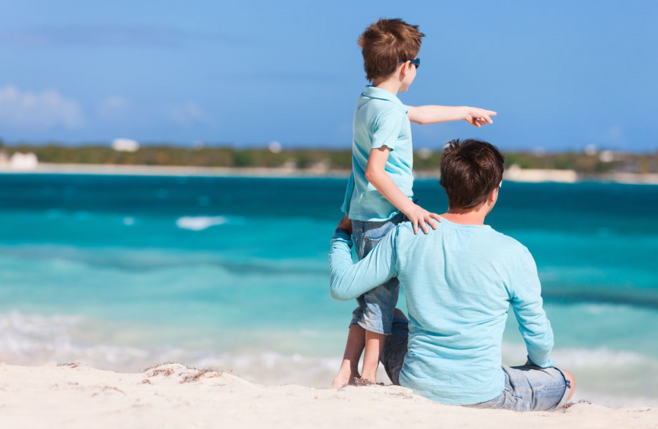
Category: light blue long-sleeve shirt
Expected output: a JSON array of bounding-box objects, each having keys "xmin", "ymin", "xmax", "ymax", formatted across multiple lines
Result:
[{"xmin": 329, "ymin": 219, "xmax": 555, "ymax": 405}]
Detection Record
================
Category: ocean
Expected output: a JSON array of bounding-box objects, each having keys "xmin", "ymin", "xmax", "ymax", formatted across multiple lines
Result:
[{"xmin": 0, "ymin": 174, "xmax": 656, "ymax": 407}]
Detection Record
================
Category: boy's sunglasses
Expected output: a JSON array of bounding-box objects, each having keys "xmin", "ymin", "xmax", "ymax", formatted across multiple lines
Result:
[{"xmin": 399, "ymin": 58, "xmax": 420, "ymax": 69}]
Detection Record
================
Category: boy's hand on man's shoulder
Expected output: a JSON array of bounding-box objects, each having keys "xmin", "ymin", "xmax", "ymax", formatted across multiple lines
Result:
[
  {"xmin": 402, "ymin": 203, "xmax": 442, "ymax": 235},
  {"xmin": 463, "ymin": 107, "xmax": 497, "ymax": 128}
]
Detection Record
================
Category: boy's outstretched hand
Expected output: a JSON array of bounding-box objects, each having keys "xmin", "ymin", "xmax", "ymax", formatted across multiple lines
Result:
[
  {"xmin": 403, "ymin": 204, "xmax": 442, "ymax": 235},
  {"xmin": 463, "ymin": 107, "xmax": 497, "ymax": 128}
]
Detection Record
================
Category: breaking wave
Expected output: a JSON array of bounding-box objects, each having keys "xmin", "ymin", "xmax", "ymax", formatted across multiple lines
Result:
[{"xmin": 175, "ymin": 216, "xmax": 230, "ymax": 231}]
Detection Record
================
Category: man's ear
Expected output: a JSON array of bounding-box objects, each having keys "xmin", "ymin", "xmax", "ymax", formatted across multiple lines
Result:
[{"xmin": 489, "ymin": 187, "xmax": 499, "ymax": 203}]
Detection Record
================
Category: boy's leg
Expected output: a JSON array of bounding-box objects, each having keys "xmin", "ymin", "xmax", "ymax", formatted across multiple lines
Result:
[
  {"xmin": 333, "ymin": 219, "xmax": 367, "ymax": 388},
  {"xmin": 355, "ymin": 214, "xmax": 405, "ymax": 383},
  {"xmin": 332, "ymin": 324, "xmax": 365, "ymax": 388},
  {"xmin": 360, "ymin": 330, "xmax": 386, "ymax": 382},
  {"xmin": 357, "ymin": 275, "xmax": 400, "ymax": 383}
]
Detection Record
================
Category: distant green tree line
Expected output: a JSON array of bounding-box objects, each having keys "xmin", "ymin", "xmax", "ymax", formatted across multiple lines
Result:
[{"xmin": 0, "ymin": 141, "xmax": 655, "ymax": 174}]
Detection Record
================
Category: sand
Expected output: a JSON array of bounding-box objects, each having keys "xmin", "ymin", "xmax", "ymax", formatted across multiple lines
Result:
[
  {"xmin": 2, "ymin": 163, "xmax": 658, "ymax": 185},
  {"xmin": 0, "ymin": 363, "xmax": 655, "ymax": 429}
]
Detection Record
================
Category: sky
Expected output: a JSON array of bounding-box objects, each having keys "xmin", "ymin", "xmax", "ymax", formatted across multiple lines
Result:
[{"xmin": 1, "ymin": 0, "xmax": 657, "ymax": 152}]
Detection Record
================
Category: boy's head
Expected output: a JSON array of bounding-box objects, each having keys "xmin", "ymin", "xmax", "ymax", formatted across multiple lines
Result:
[
  {"xmin": 439, "ymin": 139, "xmax": 505, "ymax": 213},
  {"xmin": 359, "ymin": 18, "xmax": 424, "ymax": 90}
]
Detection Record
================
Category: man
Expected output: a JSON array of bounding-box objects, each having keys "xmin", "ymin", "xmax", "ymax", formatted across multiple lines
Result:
[{"xmin": 329, "ymin": 139, "xmax": 575, "ymax": 411}]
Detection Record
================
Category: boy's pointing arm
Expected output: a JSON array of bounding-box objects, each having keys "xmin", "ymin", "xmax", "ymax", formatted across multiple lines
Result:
[{"xmin": 407, "ymin": 105, "xmax": 496, "ymax": 128}]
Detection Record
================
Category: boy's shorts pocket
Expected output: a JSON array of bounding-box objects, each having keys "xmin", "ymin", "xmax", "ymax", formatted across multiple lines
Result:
[
  {"xmin": 362, "ymin": 225, "xmax": 395, "ymax": 256},
  {"xmin": 356, "ymin": 213, "xmax": 405, "ymax": 259},
  {"xmin": 364, "ymin": 229, "xmax": 390, "ymax": 242}
]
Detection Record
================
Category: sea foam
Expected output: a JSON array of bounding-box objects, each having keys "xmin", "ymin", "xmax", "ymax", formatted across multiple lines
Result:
[
  {"xmin": 175, "ymin": 216, "xmax": 229, "ymax": 231},
  {"xmin": 1, "ymin": 311, "xmax": 656, "ymax": 407}
]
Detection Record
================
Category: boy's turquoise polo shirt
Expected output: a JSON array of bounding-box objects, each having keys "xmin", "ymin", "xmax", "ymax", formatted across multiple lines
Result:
[{"xmin": 341, "ymin": 86, "xmax": 414, "ymax": 221}]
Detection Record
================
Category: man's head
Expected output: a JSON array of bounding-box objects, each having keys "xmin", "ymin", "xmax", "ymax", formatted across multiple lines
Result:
[
  {"xmin": 439, "ymin": 139, "xmax": 505, "ymax": 214},
  {"xmin": 358, "ymin": 18, "xmax": 424, "ymax": 91}
]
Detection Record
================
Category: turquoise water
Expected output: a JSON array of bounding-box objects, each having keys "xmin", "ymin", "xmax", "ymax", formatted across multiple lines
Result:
[{"xmin": 0, "ymin": 174, "xmax": 657, "ymax": 406}]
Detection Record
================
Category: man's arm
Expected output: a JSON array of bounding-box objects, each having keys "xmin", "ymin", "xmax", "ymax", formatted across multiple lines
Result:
[
  {"xmin": 510, "ymin": 249, "xmax": 555, "ymax": 367},
  {"xmin": 329, "ymin": 216, "xmax": 399, "ymax": 301},
  {"xmin": 406, "ymin": 105, "xmax": 496, "ymax": 127}
]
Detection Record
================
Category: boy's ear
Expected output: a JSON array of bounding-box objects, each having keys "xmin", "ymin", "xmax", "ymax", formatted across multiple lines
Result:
[{"xmin": 399, "ymin": 61, "xmax": 409, "ymax": 78}]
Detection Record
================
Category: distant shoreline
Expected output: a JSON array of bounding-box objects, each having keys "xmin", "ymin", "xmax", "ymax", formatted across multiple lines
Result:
[
  {"xmin": 0, "ymin": 163, "xmax": 352, "ymax": 179},
  {"xmin": 1, "ymin": 163, "xmax": 658, "ymax": 185}
]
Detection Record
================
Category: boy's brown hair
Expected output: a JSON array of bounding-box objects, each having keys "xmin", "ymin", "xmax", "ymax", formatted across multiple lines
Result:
[
  {"xmin": 439, "ymin": 139, "xmax": 505, "ymax": 210},
  {"xmin": 358, "ymin": 18, "xmax": 424, "ymax": 81}
]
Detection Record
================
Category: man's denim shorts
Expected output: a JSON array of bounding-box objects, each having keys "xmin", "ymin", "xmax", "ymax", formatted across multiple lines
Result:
[
  {"xmin": 381, "ymin": 316, "xmax": 572, "ymax": 412},
  {"xmin": 349, "ymin": 212, "xmax": 406, "ymax": 335}
]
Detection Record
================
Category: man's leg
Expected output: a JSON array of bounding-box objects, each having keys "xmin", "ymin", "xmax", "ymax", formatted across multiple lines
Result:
[
  {"xmin": 467, "ymin": 365, "xmax": 575, "ymax": 411},
  {"xmin": 332, "ymin": 324, "xmax": 365, "ymax": 388},
  {"xmin": 380, "ymin": 309, "xmax": 409, "ymax": 386}
]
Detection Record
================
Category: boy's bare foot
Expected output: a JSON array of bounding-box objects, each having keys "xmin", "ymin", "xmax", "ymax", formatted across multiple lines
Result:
[
  {"xmin": 360, "ymin": 367, "xmax": 378, "ymax": 383},
  {"xmin": 354, "ymin": 377, "xmax": 384, "ymax": 387},
  {"xmin": 332, "ymin": 365, "xmax": 359, "ymax": 388}
]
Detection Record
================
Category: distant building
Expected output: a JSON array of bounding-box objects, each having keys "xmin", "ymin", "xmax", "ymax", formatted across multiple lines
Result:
[
  {"xmin": 417, "ymin": 148, "xmax": 432, "ymax": 160},
  {"xmin": 599, "ymin": 150, "xmax": 615, "ymax": 163},
  {"xmin": 584, "ymin": 144, "xmax": 597, "ymax": 155},
  {"xmin": 0, "ymin": 151, "xmax": 8, "ymax": 165},
  {"xmin": 505, "ymin": 164, "xmax": 577, "ymax": 183},
  {"xmin": 112, "ymin": 138, "xmax": 140, "ymax": 152},
  {"xmin": 10, "ymin": 152, "xmax": 39, "ymax": 170},
  {"xmin": 268, "ymin": 141, "xmax": 282, "ymax": 154}
]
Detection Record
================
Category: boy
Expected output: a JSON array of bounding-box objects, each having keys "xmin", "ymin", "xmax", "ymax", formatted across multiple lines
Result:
[{"xmin": 333, "ymin": 18, "xmax": 496, "ymax": 388}]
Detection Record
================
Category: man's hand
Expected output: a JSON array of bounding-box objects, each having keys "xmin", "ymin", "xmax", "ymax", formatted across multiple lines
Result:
[
  {"xmin": 402, "ymin": 204, "xmax": 442, "ymax": 234},
  {"xmin": 335, "ymin": 215, "xmax": 352, "ymax": 236},
  {"xmin": 463, "ymin": 107, "xmax": 497, "ymax": 128}
]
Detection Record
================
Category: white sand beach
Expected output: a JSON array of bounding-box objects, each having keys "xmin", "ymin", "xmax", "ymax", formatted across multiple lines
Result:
[
  {"xmin": 2, "ymin": 162, "xmax": 658, "ymax": 185},
  {"xmin": 0, "ymin": 363, "xmax": 655, "ymax": 429}
]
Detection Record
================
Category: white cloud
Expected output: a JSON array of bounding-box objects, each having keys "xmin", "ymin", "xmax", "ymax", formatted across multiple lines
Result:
[
  {"xmin": 169, "ymin": 102, "xmax": 212, "ymax": 126},
  {"xmin": 97, "ymin": 96, "xmax": 130, "ymax": 119},
  {"xmin": 0, "ymin": 85, "xmax": 84, "ymax": 129}
]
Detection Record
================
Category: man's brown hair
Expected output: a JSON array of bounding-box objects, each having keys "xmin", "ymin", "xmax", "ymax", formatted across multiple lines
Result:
[
  {"xmin": 358, "ymin": 18, "xmax": 424, "ymax": 81},
  {"xmin": 439, "ymin": 139, "xmax": 505, "ymax": 210}
]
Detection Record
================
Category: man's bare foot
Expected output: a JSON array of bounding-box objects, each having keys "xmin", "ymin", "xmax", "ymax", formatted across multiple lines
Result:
[
  {"xmin": 563, "ymin": 370, "xmax": 576, "ymax": 401},
  {"xmin": 332, "ymin": 366, "xmax": 359, "ymax": 388}
]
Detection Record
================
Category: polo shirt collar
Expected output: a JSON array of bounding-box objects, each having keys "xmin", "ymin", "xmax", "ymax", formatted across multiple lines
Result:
[{"xmin": 362, "ymin": 85, "xmax": 408, "ymax": 113}]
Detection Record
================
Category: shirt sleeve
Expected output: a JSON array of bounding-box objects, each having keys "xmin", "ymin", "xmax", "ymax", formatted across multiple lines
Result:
[
  {"xmin": 329, "ymin": 228, "xmax": 399, "ymax": 301},
  {"xmin": 509, "ymin": 248, "xmax": 555, "ymax": 367},
  {"xmin": 371, "ymin": 108, "xmax": 405, "ymax": 151}
]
